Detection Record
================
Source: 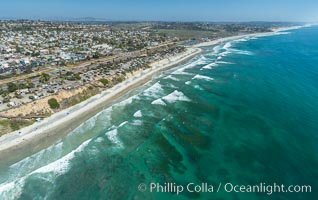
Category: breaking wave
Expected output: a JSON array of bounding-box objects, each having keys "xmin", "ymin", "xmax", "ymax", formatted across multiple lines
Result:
[
  {"xmin": 192, "ymin": 75, "xmax": 214, "ymax": 81},
  {"xmin": 142, "ymin": 82, "xmax": 165, "ymax": 98},
  {"xmin": 162, "ymin": 90, "xmax": 191, "ymax": 104},
  {"xmin": 151, "ymin": 98, "xmax": 166, "ymax": 106}
]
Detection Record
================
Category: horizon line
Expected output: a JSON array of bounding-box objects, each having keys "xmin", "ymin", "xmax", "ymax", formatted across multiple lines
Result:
[{"xmin": 0, "ymin": 17, "xmax": 312, "ymax": 24}]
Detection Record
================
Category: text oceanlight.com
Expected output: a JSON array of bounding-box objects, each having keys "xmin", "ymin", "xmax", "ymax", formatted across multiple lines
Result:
[{"xmin": 138, "ymin": 182, "xmax": 312, "ymax": 195}]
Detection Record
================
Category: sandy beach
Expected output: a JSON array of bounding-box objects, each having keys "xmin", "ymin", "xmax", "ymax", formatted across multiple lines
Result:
[{"xmin": 0, "ymin": 25, "xmax": 308, "ymax": 162}]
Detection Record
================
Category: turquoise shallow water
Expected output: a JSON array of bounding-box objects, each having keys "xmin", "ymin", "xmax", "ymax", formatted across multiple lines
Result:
[{"xmin": 0, "ymin": 26, "xmax": 318, "ymax": 200}]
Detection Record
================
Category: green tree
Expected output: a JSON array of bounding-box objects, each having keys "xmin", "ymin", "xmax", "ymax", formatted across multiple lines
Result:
[
  {"xmin": 40, "ymin": 73, "xmax": 51, "ymax": 83},
  {"xmin": 7, "ymin": 82, "xmax": 18, "ymax": 93}
]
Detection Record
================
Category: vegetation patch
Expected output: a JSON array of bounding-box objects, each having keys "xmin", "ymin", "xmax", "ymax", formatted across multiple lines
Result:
[
  {"xmin": 99, "ymin": 78, "xmax": 110, "ymax": 86},
  {"xmin": 48, "ymin": 98, "xmax": 60, "ymax": 109},
  {"xmin": 0, "ymin": 119, "xmax": 34, "ymax": 135}
]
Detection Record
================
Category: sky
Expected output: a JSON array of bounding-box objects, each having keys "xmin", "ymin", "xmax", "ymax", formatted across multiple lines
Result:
[{"xmin": 0, "ymin": 0, "xmax": 317, "ymax": 22}]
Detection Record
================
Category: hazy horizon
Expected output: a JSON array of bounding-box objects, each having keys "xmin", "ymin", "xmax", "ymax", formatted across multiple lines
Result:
[
  {"xmin": 0, "ymin": 0, "xmax": 317, "ymax": 22},
  {"xmin": 0, "ymin": 17, "xmax": 310, "ymax": 23}
]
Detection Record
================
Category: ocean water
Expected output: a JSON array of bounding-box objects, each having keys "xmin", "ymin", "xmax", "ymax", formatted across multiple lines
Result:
[{"xmin": 0, "ymin": 26, "xmax": 318, "ymax": 200}]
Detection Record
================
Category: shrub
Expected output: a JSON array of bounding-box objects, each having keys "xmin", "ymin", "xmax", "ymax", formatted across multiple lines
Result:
[
  {"xmin": 7, "ymin": 82, "xmax": 18, "ymax": 93},
  {"xmin": 99, "ymin": 78, "xmax": 109, "ymax": 86},
  {"xmin": 48, "ymin": 98, "xmax": 60, "ymax": 109},
  {"xmin": 40, "ymin": 73, "xmax": 51, "ymax": 83}
]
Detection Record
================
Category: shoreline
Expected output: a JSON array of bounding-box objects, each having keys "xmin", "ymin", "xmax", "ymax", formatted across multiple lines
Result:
[
  {"xmin": 0, "ymin": 25, "xmax": 308, "ymax": 163},
  {"xmin": 0, "ymin": 47, "xmax": 202, "ymax": 163},
  {"xmin": 192, "ymin": 25, "xmax": 308, "ymax": 48}
]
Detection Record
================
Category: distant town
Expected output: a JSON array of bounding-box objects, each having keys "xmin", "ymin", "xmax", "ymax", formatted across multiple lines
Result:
[{"xmin": 0, "ymin": 20, "xmax": 300, "ymax": 134}]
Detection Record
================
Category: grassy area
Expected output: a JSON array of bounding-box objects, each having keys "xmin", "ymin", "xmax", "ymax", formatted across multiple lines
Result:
[
  {"xmin": 63, "ymin": 87, "xmax": 100, "ymax": 108},
  {"xmin": 0, "ymin": 119, "xmax": 10, "ymax": 127},
  {"xmin": 0, "ymin": 119, "xmax": 10, "ymax": 136},
  {"xmin": 0, "ymin": 119, "xmax": 34, "ymax": 136}
]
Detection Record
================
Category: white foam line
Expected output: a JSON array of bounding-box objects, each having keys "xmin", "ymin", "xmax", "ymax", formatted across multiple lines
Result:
[
  {"xmin": 118, "ymin": 121, "xmax": 128, "ymax": 128},
  {"xmin": 33, "ymin": 139, "xmax": 91, "ymax": 175},
  {"xmin": 201, "ymin": 62, "xmax": 218, "ymax": 70},
  {"xmin": 151, "ymin": 98, "xmax": 166, "ymax": 106},
  {"xmin": 192, "ymin": 75, "xmax": 214, "ymax": 81},
  {"xmin": 0, "ymin": 138, "xmax": 92, "ymax": 198},
  {"xmin": 164, "ymin": 75, "xmax": 179, "ymax": 81},
  {"xmin": 131, "ymin": 120, "xmax": 143, "ymax": 126}
]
